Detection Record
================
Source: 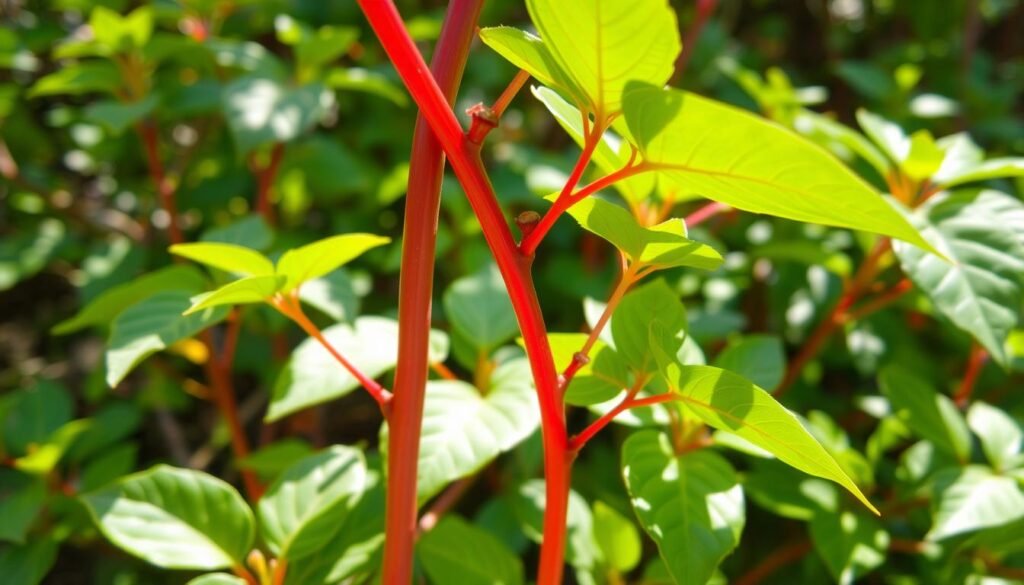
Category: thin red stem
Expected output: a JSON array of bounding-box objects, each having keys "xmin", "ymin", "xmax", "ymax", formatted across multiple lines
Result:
[
  {"xmin": 775, "ymin": 238, "xmax": 891, "ymax": 397},
  {"xmin": 137, "ymin": 122, "xmax": 183, "ymax": 244},
  {"xmin": 276, "ymin": 297, "xmax": 393, "ymax": 413},
  {"xmin": 383, "ymin": 0, "xmax": 482, "ymax": 580},
  {"xmin": 254, "ymin": 143, "xmax": 285, "ymax": 226},
  {"xmin": 493, "ymin": 69, "xmax": 531, "ymax": 119},
  {"xmin": 954, "ymin": 343, "xmax": 988, "ymax": 408},
  {"xmin": 733, "ymin": 539, "xmax": 813, "ymax": 585},
  {"xmin": 568, "ymin": 387, "xmax": 677, "ymax": 452},
  {"xmin": 685, "ymin": 201, "xmax": 729, "ymax": 228},
  {"xmin": 844, "ymin": 278, "xmax": 912, "ymax": 322}
]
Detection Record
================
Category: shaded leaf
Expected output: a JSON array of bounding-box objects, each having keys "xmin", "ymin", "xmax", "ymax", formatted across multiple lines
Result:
[
  {"xmin": 878, "ymin": 366, "xmax": 971, "ymax": 462},
  {"xmin": 417, "ymin": 516, "xmax": 525, "ymax": 585}
]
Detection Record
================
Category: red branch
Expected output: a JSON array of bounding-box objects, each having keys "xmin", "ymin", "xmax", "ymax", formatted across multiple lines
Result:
[{"xmin": 954, "ymin": 343, "xmax": 988, "ymax": 408}]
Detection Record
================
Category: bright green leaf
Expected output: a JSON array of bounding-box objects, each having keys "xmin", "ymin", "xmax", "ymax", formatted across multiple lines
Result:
[
  {"xmin": 658, "ymin": 364, "xmax": 878, "ymax": 513},
  {"xmin": 187, "ymin": 574, "xmax": 247, "ymax": 585},
  {"xmin": 967, "ymin": 402, "xmax": 1023, "ymax": 472},
  {"xmin": 184, "ymin": 275, "xmax": 284, "ymax": 315},
  {"xmin": 621, "ymin": 432, "xmax": 745, "ymax": 585},
  {"xmin": 611, "ymin": 280, "xmax": 686, "ymax": 374},
  {"xmin": 275, "ymin": 233, "xmax": 390, "ymax": 293},
  {"xmin": 325, "ymin": 67, "xmax": 408, "ymax": 107},
  {"xmin": 479, "ymin": 27, "xmax": 568, "ymax": 94},
  {"xmin": 169, "ymin": 242, "xmax": 275, "ymax": 277},
  {"xmin": 525, "ymin": 0, "xmax": 680, "ymax": 116},
  {"xmin": 903, "ymin": 130, "xmax": 945, "ymax": 181},
  {"xmin": 936, "ymin": 158, "xmax": 1024, "ymax": 189},
  {"xmin": 625, "ymin": 86, "xmax": 935, "ymax": 253},
  {"xmin": 82, "ymin": 465, "xmax": 255, "ymax": 570},
  {"xmin": 856, "ymin": 109, "xmax": 910, "ymax": 164},
  {"xmin": 28, "ymin": 62, "xmax": 122, "ymax": 98}
]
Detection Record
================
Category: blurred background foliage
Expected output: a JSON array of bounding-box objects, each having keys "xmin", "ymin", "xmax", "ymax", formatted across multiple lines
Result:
[{"xmin": 1, "ymin": 0, "xmax": 1023, "ymax": 584}]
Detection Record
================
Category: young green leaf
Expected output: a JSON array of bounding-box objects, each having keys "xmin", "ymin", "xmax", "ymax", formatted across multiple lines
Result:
[
  {"xmin": 878, "ymin": 366, "xmax": 971, "ymax": 462},
  {"xmin": 903, "ymin": 130, "xmax": 945, "ymax": 181},
  {"xmin": 184, "ymin": 275, "xmax": 285, "ymax": 315},
  {"xmin": 621, "ymin": 432, "xmax": 745, "ymax": 585},
  {"xmin": 106, "ymin": 291, "xmax": 229, "ymax": 387},
  {"xmin": 258, "ymin": 446, "xmax": 368, "ymax": 561},
  {"xmin": 81, "ymin": 465, "xmax": 255, "ymax": 570},
  {"xmin": 525, "ymin": 0, "xmax": 680, "ymax": 116},
  {"xmin": 936, "ymin": 158, "xmax": 1024, "ymax": 188},
  {"xmin": 658, "ymin": 364, "xmax": 878, "ymax": 513},
  {"xmin": 563, "ymin": 196, "xmax": 723, "ymax": 272},
  {"xmin": 565, "ymin": 346, "xmax": 632, "ymax": 406},
  {"xmin": 623, "ymin": 85, "xmax": 936, "ymax": 253},
  {"xmin": 169, "ymin": 242, "xmax": 275, "ymax": 277},
  {"xmin": 856, "ymin": 109, "xmax": 910, "ymax": 164},
  {"xmin": 53, "ymin": 265, "xmax": 207, "ymax": 334},
  {"xmin": 479, "ymin": 28, "xmax": 571, "ymax": 95},
  {"xmin": 792, "ymin": 110, "xmax": 890, "ymax": 181},
  {"xmin": 27, "ymin": 62, "xmax": 123, "ymax": 98},
  {"xmin": 417, "ymin": 516, "xmax": 525, "ymax": 585},
  {"xmin": 893, "ymin": 191, "xmax": 1024, "ymax": 367},
  {"xmin": 275, "ymin": 233, "xmax": 389, "ymax": 293}
]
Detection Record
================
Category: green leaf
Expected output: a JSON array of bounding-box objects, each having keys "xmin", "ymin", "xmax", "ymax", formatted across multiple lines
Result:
[
  {"xmin": 893, "ymin": 191, "xmax": 1024, "ymax": 367},
  {"xmin": 2, "ymin": 380, "xmax": 72, "ymax": 456},
  {"xmin": 621, "ymin": 432, "xmax": 745, "ymax": 585},
  {"xmin": 169, "ymin": 242, "xmax": 275, "ymax": 277},
  {"xmin": 563, "ymin": 196, "xmax": 723, "ymax": 271},
  {"xmin": 443, "ymin": 264, "xmax": 519, "ymax": 352},
  {"xmin": 935, "ymin": 158, "xmax": 1024, "ymax": 188},
  {"xmin": 531, "ymin": 86, "xmax": 655, "ymax": 204},
  {"xmin": 856, "ymin": 109, "xmax": 910, "ymax": 165},
  {"xmin": 187, "ymin": 575, "xmax": 247, "ymax": 585},
  {"xmin": 967, "ymin": 402, "xmax": 1024, "ymax": 472},
  {"xmin": 222, "ymin": 75, "xmax": 333, "ymax": 155},
  {"xmin": 712, "ymin": 335, "xmax": 786, "ymax": 391},
  {"xmin": 258, "ymin": 446, "xmax": 368, "ymax": 561},
  {"xmin": 792, "ymin": 110, "xmax": 890, "ymax": 181},
  {"xmin": 275, "ymin": 234, "xmax": 390, "ymax": 293},
  {"xmin": 283, "ymin": 473, "xmax": 385, "ymax": 585},
  {"xmin": 84, "ymin": 95, "xmax": 159, "ymax": 135},
  {"xmin": 28, "ymin": 62, "xmax": 122, "ymax": 98},
  {"xmin": 810, "ymin": 510, "xmax": 889, "ymax": 585},
  {"xmin": 297, "ymin": 270, "xmax": 360, "ymax": 323},
  {"xmin": 201, "ymin": 215, "xmax": 275, "ymax": 250},
  {"xmin": 592, "ymin": 501, "xmax": 641, "ymax": 573},
  {"xmin": 878, "ymin": 366, "xmax": 971, "ymax": 462},
  {"xmin": 269, "ymin": 317, "xmax": 420, "ymax": 421},
  {"xmin": 237, "ymin": 439, "xmax": 314, "ymax": 481},
  {"xmin": 513, "ymin": 480, "xmax": 600, "ymax": 570},
  {"xmin": 325, "ymin": 67, "xmax": 408, "ymax": 107},
  {"xmin": 106, "ymin": 291, "xmax": 229, "ymax": 387},
  {"xmin": 903, "ymin": 130, "xmax": 945, "ymax": 181},
  {"xmin": 525, "ymin": 0, "xmax": 680, "ymax": 116},
  {"xmin": 624, "ymin": 86, "xmax": 935, "ymax": 253},
  {"xmin": 53, "ymin": 265, "xmax": 207, "ymax": 334},
  {"xmin": 565, "ymin": 345, "xmax": 633, "ymax": 406},
  {"xmin": 82, "ymin": 465, "xmax": 255, "ymax": 570},
  {"xmin": 14, "ymin": 419, "xmax": 91, "ymax": 475},
  {"xmin": 0, "ymin": 539, "xmax": 58, "ymax": 585},
  {"xmin": 927, "ymin": 465, "xmax": 1024, "ymax": 540},
  {"xmin": 184, "ymin": 275, "xmax": 285, "ymax": 315},
  {"xmin": 0, "ymin": 219, "xmax": 66, "ymax": 291},
  {"xmin": 611, "ymin": 280, "xmax": 687, "ymax": 374},
  {"xmin": 479, "ymin": 27, "xmax": 568, "ymax": 93},
  {"xmin": 417, "ymin": 516, "xmax": 525, "ymax": 585},
  {"xmin": 0, "ymin": 471, "xmax": 46, "ymax": 543},
  {"xmin": 90, "ymin": 6, "xmax": 153, "ymax": 52},
  {"xmin": 393, "ymin": 359, "xmax": 539, "ymax": 498},
  {"xmin": 744, "ymin": 458, "xmax": 839, "ymax": 521},
  {"xmin": 659, "ymin": 364, "xmax": 878, "ymax": 513}
]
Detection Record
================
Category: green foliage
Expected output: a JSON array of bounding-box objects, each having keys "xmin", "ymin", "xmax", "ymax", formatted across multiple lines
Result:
[{"xmin": 417, "ymin": 516, "xmax": 525, "ymax": 585}]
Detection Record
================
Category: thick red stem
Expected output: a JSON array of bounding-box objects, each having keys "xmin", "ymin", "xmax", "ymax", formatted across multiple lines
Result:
[
  {"xmin": 383, "ymin": 0, "xmax": 482, "ymax": 581},
  {"xmin": 356, "ymin": 2, "xmax": 571, "ymax": 581}
]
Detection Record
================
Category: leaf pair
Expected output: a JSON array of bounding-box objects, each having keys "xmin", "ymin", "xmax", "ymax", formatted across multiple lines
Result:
[{"xmin": 171, "ymin": 233, "xmax": 389, "ymax": 315}]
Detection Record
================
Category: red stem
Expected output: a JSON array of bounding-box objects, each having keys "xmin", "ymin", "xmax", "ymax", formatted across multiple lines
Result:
[
  {"xmin": 383, "ymin": 0, "xmax": 482, "ymax": 581},
  {"xmin": 138, "ymin": 122, "xmax": 183, "ymax": 245},
  {"xmin": 733, "ymin": 539, "xmax": 812, "ymax": 585},
  {"xmin": 254, "ymin": 143, "xmax": 285, "ymax": 226},
  {"xmin": 672, "ymin": 0, "xmax": 718, "ymax": 83},
  {"xmin": 356, "ymin": 3, "xmax": 572, "ymax": 581},
  {"xmin": 954, "ymin": 343, "xmax": 988, "ymax": 408},
  {"xmin": 569, "ymin": 388, "xmax": 677, "ymax": 452},
  {"xmin": 685, "ymin": 201, "xmax": 729, "ymax": 228}
]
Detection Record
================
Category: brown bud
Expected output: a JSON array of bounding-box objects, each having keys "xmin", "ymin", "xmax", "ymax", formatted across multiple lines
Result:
[{"xmin": 516, "ymin": 210, "xmax": 542, "ymax": 238}]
